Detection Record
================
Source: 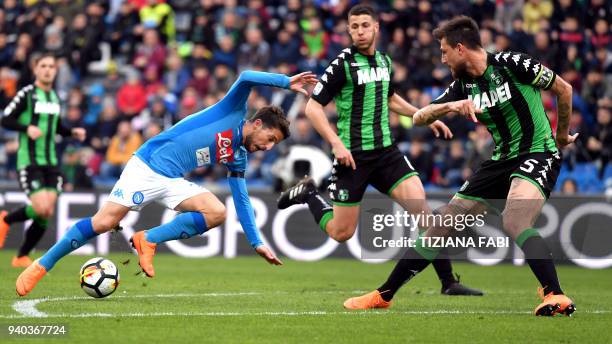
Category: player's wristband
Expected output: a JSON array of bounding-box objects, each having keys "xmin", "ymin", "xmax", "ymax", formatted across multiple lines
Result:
[{"xmin": 228, "ymin": 171, "xmax": 245, "ymax": 178}]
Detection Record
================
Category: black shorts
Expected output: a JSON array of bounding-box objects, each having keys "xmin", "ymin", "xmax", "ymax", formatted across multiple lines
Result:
[
  {"xmin": 456, "ymin": 151, "xmax": 561, "ymax": 201},
  {"xmin": 18, "ymin": 165, "xmax": 63, "ymax": 196},
  {"xmin": 328, "ymin": 145, "xmax": 418, "ymax": 205}
]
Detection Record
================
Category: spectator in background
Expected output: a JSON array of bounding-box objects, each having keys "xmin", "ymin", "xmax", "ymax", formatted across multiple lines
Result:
[
  {"xmin": 43, "ymin": 16, "xmax": 65, "ymax": 57},
  {"xmin": 388, "ymin": 27, "xmax": 410, "ymax": 62},
  {"xmin": 589, "ymin": 19, "xmax": 611, "ymax": 52},
  {"xmin": 439, "ymin": 140, "xmax": 467, "ymax": 188},
  {"xmin": 560, "ymin": 178, "xmax": 578, "ymax": 194},
  {"xmin": 582, "ymin": 69, "xmax": 608, "ymax": 115},
  {"xmin": 109, "ymin": 1, "xmax": 141, "ymax": 59},
  {"xmin": 585, "ymin": 0, "xmax": 609, "ymax": 31},
  {"xmin": 523, "ymin": 0, "xmax": 553, "ymax": 34},
  {"xmin": 164, "ymin": 53, "xmax": 190, "ymax": 96},
  {"xmin": 143, "ymin": 121, "xmax": 162, "ymax": 141},
  {"xmin": 237, "ymin": 27, "xmax": 270, "ymax": 71},
  {"xmin": 65, "ymin": 13, "xmax": 100, "ymax": 79},
  {"xmin": 83, "ymin": 83, "xmax": 105, "ymax": 131},
  {"xmin": 271, "ymin": 29, "xmax": 301, "ymax": 68},
  {"xmin": 91, "ymin": 101, "xmax": 120, "ymax": 156},
  {"xmin": 117, "ymin": 73, "xmax": 147, "ymax": 117},
  {"xmin": 495, "ymin": 0, "xmax": 525, "ymax": 33},
  {"xmin": 11, "ymin": 34, "xmax": 34, "ymax": 88},
  {"xmin": 532, "ymin": 30, "xmax": 559, "ymax": 70},
  {"xmin": 61, "ymin": 146, "xmax": 94, "ymax": 191},
  {"xmin": 510, "ymin": 18, "xmax": 533, "ymax": 51},
  {"xmin": 551, "ymin": 0, "xmax": 583, "ymax": 31},
  {"xmin": 587, "ymin": 107, "xmax": 612, "ymax": 176},
  {"xmin": 139, "ymin": 0, "xmax": 175, "ymax": 44},
  {"xmin": 284, "ymin": 114, "xmax": 321, "ymax": 148},
  {"xmin": 301, "ymin": 17, "xmax": 329, "ymax": 61},
  {"xmin": 215, "ymin": 10, "xmax": 241, "ymax": 47},
  {"xmin": 0, "ymin": 33, "xmax": 13, "ymax": 67},
  {"xmin": 469, "ymin": 0, "xmax": 496, "ymax": 27},
  {"xmin": 410, "ymin": 28, "xmax": 438, "ymax": 86},
  {"xmin": 212, "ymin": 34, "xmax": 237, "ymax": 70},
  {"xmin": 189, "ymin": 11, "xmax": 215, "ymax": 49},
  {"xmin": 143, "ymin": 64, "xmax": 164, "ymax": 98},
  {"xmin": 559, "ymin": 16, "xmax": 585, "ymax": 50},
  {"xmin": 409, "ymin": 140, "xmax": 434, "ymax": 185},
  {"xmin": 186, "ymin": 64, "xmax": 210, "ymax": 98},
  {"xmin": 133, "ymin": 29, "xmax": 167, "ymax": 78},
  {"xmin": 103, "ymin": 62, "xmax": 125, "ymax": 96},
  {"xmin": 100, "ymin": 120, "xmax": 142, "ymax": 179},
  {"xmin": 133, "ymin": 96, "xmax": 174, "ymax": 132},
  {"xmin": 177, "ymin": 87, "xmax": 201, "ymax": 121},
  {"xmin": 209, "ymin": 63, "xmax": 236, "ymax": 94},
  {"xmin": 54, "ymin": 0, "xmax": 82, "ymax": 26}
]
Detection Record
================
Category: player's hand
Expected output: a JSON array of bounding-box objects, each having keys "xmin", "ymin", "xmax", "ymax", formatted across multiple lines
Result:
[
  {"xmin": 255, "ymin": 245, "xmax": 283, "ymax": 265},
  {"xmin": 27, "ymin": 125, "xmax": 42, "ymax": 140},
  {"xmin": 332, "ymin": 141, "xmax": 356, "ymax": 170},
  {"xmin": 289, "ymin": 71, "xmax": 318, "ymax": 96},
  {"xmin": 71, "ymin": 127, "xmax": 87, "ymax": 142},
  {"xmin": 556, "ymin": 132, "xmax": 579, "ymax": 149},
  {"xmin": 449, "ymin": 100, "xmax": 481, "ymax": 123},
  {"xmin": 429, "ymin": 120, "xmax": 453, "ymax": 139}
]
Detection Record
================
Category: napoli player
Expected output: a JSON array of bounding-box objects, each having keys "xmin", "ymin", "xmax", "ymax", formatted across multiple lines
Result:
[{"xmin": 16, "ymin": 71, "xmax": 317, "ymax": 296}]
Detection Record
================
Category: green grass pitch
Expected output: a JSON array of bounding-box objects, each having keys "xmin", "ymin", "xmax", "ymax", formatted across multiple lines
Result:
[{"xmin": 0, "ymin": 250, "xmax": 610, "ymax": 343}]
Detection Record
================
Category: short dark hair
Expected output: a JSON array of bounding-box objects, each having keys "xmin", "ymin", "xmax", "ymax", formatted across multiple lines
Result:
[
  {"xmin": 252, "ymin": 105, "xmax": 290, "ymax": 140},
  {"xmin": 433, "ymin": 16, "xmax": 482, "ymax": 49},
  {"xmin": 348, "ymin": 4, "xmax": 378, "ymax": 21},
  {"xmin": 33, "ymin": 52, "xmax": 57, "ymax": 66}
]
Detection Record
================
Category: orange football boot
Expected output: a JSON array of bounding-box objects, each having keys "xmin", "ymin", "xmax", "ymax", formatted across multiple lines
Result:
[
  {"xmin": 343, "ymin": 290, "xmax": 392, "ymax": 310},
  {"xmin": 130, "ymin": 231, "xmax": 157, "ymax": 277},
  {"xmin": 12, "ymin": 256, "xmax": 33, "ymax": 268},
  {"xmin": 534, "ymin": 288, "xmax": 576, "ymax": 316},
  {"xmin": 0, "ymin": 210, "xmax": 10, "ymax": 248},
  {"xmin": 16, "ymin": 259, "xmax": 47, "ymax": 296}
]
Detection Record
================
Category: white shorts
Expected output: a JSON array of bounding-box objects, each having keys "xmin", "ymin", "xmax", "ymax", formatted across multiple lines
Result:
[{"xmin": 107, "ymin": 156, "xmax": 209, "ymax": 211}]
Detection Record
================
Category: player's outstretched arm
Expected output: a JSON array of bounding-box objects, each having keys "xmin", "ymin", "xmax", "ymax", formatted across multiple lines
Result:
[
  {"xmin": 305, "ymin": 98, "xmax": 356, "ymax": 169},
  {"xmin": 414, "ymin": 100, "xmax": 481, "ymax": 126},
  {"xmin": 228, "ymin": 174, "xmax": 283, "ymax": 265},
  {"xmin": 549, "ymin": 76, "xmax": 578, "ymax": 148},
  {"xmin": 388, "ymin": 93, "xmax": 453, "ymax": 139},
  {"xmin": 289, "ymin": 72, "xmax": 318, "ymax": 96}
]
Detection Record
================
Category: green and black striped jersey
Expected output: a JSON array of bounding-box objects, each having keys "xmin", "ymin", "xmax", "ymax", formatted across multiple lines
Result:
[
  {"xmin": 2, "ymin": 84, "xmax": 72, "ymax": 169},
  {"xmin": 312, "ymin": 46, "xmax": 395, "ymax": 152},
  {"xmin": 433, "ymin": 51, "xmax": 558, "ymax": 160}
]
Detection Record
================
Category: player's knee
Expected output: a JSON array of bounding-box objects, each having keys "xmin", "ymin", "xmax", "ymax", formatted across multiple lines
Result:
[
  {"xmin": 203, "ymin": 204, "xmax": 226, "ymax": 228},
  {"xmin": 328, "ymin": 225, "xmax": 355, "ymax": 242},
  {"xmin": 502, "ymin": 216, "xmax": 523, "ymax": 238},
  {"xmin": 331, "ymin": 230, "xmax": 353, "ymax": 242},
  {"xmin": 91, "ymin": 214, "xmax": 119, "ymax": 233}
]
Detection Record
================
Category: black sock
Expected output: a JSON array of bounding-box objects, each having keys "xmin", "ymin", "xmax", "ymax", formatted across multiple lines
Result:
[
  {"xmin": 377, "ymin": 248, "xmax": 432, "ymax": 301},
  {"xmin": 5, "ymin": 206, "xmax": 30, "ymax": 224},
  {"xmin": 432, "ymin": 252, "xmax": 456, "ymax": 289},
  {"xmin": 522, "ymin": 236, "xmax": 563, "ymax": 295},
  {"xmin": 305, "ymin": 191, "xmax": 333, "ymax": 231},
  {"xmin": 17, "ymin": 221, "xmax": 47, "ymax": 257}
]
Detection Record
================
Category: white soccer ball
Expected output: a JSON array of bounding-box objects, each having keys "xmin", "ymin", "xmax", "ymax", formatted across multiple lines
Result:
[{"xmin": 80, "ymin": 257, "xmax": 120, "ymax": 298}]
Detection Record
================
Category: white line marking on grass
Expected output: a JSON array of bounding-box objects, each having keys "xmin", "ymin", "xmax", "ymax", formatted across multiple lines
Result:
[
  {"xmin": 3, "ymin": 309, "xmax": 612, "ymax": 319},
  {"xmin": 8, "ymin": 291, "xmax": 611, "ymax": 319},
  {"xmin": 11, "ymin": 292, "xmax": 261, "ymax": 318}
]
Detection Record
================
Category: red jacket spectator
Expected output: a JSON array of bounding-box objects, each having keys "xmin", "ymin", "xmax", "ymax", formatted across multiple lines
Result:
[{"xmin": 117, "ymin": 75, "xmax": 147, "ymax": 116}]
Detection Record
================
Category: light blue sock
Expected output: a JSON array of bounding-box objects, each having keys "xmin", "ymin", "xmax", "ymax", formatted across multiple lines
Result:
[
  {"xmin": 39, "ymin": 218, "xmax": 98, "ymax": 271},
  {"xmin": 144, "ymin": 212, "xmax": 208, "ymax": 244}
]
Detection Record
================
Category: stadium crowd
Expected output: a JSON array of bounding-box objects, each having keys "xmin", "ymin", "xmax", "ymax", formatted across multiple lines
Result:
[{"xmin": 0, "ymin": 0, "xmax": 610, "ymax": 194}]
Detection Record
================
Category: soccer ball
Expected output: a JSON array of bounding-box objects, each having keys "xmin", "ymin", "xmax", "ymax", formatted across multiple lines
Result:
[{"xmin": 79, "ymin": 257, "xmax": 120, "ymax": 298}]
